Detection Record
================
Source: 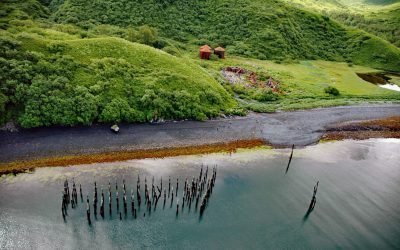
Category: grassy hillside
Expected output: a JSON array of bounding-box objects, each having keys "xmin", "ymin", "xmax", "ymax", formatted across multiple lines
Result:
[
  {"xmin": 0, "ymin": 0, "xmax": 399, "ymax": 128},
  {"xmin": 49, "ymin": 0, "xmax": 400, "ymax": 71},
  {"xmin": 193, "ymin": 54, "xmax": 400, "ymax": 112},
  {"xmin": 0, "ymin": 20, "xmax": 236, "ymax": 127},
  {"xmin": 285, "ymin": 0, "xmax": 400, "ymax": 47}
]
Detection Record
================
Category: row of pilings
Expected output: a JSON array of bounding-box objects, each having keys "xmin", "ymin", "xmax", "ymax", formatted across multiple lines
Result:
[{"xmin": 61, "ymin": 165, "xmax": 217, "ymax": 224}]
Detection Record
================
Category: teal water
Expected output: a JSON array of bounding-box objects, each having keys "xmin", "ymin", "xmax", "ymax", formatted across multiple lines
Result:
[{"xmin": 0, "ymin": 139, "xmax": 399, "ymax": 249}]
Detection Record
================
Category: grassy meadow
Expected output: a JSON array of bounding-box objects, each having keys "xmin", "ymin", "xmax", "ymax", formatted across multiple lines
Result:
[{"xmin": 192, "ymin": 54, "xmax": 399, "ymax": 112}]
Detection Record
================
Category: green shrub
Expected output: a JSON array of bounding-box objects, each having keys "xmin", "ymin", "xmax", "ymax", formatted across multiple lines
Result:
[
  {"xmin": 324, "ymin": 86, "xmax": 340, "ymax": 96},
  {"xmin": 251, "ymin": 88, "xmax": 279, "ymax": 102},
  {"xmin": 209, "ymin": 54, "xmax": 219, "ymax": 61}
]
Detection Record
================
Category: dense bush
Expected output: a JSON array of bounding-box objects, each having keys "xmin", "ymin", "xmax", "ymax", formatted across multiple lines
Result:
[
  {"xmin": 324, "ymin": 86, "xmax": 340, "ymax": 96},
  {"xmin": 0, "ymin": 32, "xmax": 232, "ymax": 127},
  {"xmin": 126, "ymin": 25, "xmax": 159, "ymax": 46},
  {"xmin": 329, "ymin": 10, "xmax": 400, "ymax": 48},
  {"xmin": 230, "ymin": 83, "xmax": 279, "ymax": 102},
  {"xmin": 251, "ymin": 88, "xmax": 279, "ymax": 102}
]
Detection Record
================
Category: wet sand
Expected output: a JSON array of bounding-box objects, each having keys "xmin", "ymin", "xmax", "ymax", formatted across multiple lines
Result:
[{"xmin": 1, "ymin": 104, "xmax": 400, "ymax": 173}]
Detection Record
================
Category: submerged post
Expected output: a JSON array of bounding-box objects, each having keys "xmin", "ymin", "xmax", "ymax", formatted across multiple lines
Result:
[
  {"xmin": 80, "ymin": 184, "xmax": 83, "ymax": 201},
  {"xmin": 176, "ymin": 178, "xmax": 178, "ymax": 197},
  {"xmin": 176, "ymin": 198, "xmax": 179, "ymax": 216},
  {"xmin": 307, "ymin": 181, "xmax": 319, "ymax": 213},
  {"xmin": 285, "ymin": 144, "xmax": 295, "ymax": 174},
  {"xmin": 86, "ymin": 195, "xmax": 91, "ymax": 225}
]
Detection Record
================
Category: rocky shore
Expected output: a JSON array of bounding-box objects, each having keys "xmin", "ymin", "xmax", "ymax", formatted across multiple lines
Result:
[{"xmin": 1, "ymin": 104, "xmax": 400, "ymax": 174}]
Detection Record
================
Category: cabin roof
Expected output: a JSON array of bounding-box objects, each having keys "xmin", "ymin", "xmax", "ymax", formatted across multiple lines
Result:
[
  {"xmin": 200, "ymin": 44, "xmax": 212, "ymax": 50},
  {"xmin": 214, "ymin": 46, "xmax": 225, "ymax": 52},
  {"xmin": 200, "ymin": 47, "xmax": 212, "ymax": 53}
]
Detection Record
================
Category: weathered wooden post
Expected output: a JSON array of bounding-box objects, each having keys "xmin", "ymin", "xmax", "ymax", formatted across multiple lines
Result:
[
  {"xmin": 176, "ymin": 198, "xmax": 179, "ymax": 216},
  {"xmin": 285, "ymin": 144, "xmax": 295, "ymax": 174},
  {"xmin": 176, "ymin": 178, "xmax": 178, "ymax": 197},
  {"xmin": 86, "ymin": 195, "xmax": 91, "ymax": 225}
]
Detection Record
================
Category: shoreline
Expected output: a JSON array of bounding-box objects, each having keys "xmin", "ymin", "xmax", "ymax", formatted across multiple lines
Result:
[
  {"xmin": 0, "ymin": 139, "xmax": 266, "ymax": 175},
  {"xmin": 321, "ymin": 116, "xmax": 400, "ymax": 141},
  {"xmin": 1, "ymin": 104, "xmax": 400, "ymax": 175}
]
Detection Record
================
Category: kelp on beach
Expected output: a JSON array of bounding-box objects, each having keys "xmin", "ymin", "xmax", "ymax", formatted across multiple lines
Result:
[
  {"xmin": 321, "ymin": 116, "xmax": 400, "ymax": 141},
  {"xmin": 0, "ymin": 139, "xmax": 266, "ymax": 175}
]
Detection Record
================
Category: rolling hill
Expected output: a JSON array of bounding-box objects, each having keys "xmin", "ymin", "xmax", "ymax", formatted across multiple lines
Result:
[
  {"xmin": 0, "ymin": 0, "xmax": 399, "ymax": 128},
  {"xmin": 285, "ymin": 0, "xmax": 400, "ymax": 47},
  {"xmin": 48, "ymin": 0, "xmax": 400, "ymax": 70},
  {"xmin": 0, "ymin": 0, "xmax": 236, "ymax": 127}
]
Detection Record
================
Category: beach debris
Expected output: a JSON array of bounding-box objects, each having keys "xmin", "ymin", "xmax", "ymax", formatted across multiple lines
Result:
[{"xmin": 110, "ymin": 124, "xmax": 120, "ymax": 134}]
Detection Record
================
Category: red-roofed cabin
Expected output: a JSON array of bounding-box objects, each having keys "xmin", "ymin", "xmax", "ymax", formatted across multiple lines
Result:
[
  {"xmin": 199, "ymin": 45, "xmax": 212, "ymax": 60},
  {"xmin": 214, "ymin": 46, "xmax": 225, "ymax": 59}
]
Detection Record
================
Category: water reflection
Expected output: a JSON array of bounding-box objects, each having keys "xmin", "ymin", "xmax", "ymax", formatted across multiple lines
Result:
[{"xmin": 0, "ymin": 139, "xmax": 399, "ymax": 249}]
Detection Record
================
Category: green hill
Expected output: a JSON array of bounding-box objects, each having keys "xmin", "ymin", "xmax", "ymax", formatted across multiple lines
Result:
[
  {"xmin": 0, "ymin": 2, "xmax": 236, "ymax": 127},
  {"xmin": 49, "ymin": 0, "xmax": 400, "ymax": 70},
  {"xmin": 285, "ymin": 0, "xmax": 400, "ymax": 47},
  {"xmin": 0, "ymin": 0, "xmax": 399, "ymax": 128}
]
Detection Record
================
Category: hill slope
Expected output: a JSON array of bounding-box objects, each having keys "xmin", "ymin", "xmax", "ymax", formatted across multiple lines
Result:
[
  {"xmin": 285, "ymin": 0, "xmax": 400, "ymax": 48},
  {"xmin": 0, "ymin": 0, "xmax": 399, "ymax": 128},
  {"xmin": 0, "ymin": 25, "xmax": 235, "ymax": 127},
  {"xmin": 49, "ymin": 0, "xmax": 400, "ymax": 71}
]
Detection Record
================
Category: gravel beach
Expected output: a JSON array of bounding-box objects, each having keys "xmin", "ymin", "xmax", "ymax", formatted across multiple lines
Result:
[{"xmin": 1, "ymin": 104, "xmax": 400, "ymax": 164}]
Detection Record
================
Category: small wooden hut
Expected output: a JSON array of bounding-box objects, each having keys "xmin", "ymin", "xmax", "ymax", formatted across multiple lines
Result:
[
  {"xmin": 214, "ymin": 46, "xmax": 225, "ymax": 59},
  {"xmin": 199, "ymin": 45, "xmax": 212, "ymax": 60}
]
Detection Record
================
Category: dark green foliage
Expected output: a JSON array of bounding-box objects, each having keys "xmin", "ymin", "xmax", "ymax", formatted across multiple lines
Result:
[
  {"xmin": 230, "ymin": 83, "xmax": 279, "ymax": 102},
  {"xmin": 324, "ymin": 86, "xmax": 340, "ymax": 96},
  {"xmin": 328, "ymin": 9, "xmax": 400, "ymax": 48},
  {"xmin": 48, "ymin": 0, "xmax": 400, "ymax": 70},
  {"xmin": 0, "ymin": 0, "xmax": 399, "ymax": 128},
  {"xmin": 0, "ymin": 33, "xmax": 231, "ymax": 127},
  {"xmin": 0, "ymin": 36, "xmax": 99, "ymax": 127},
  {"xmin": 99, "ymin": 98, "xmax": 142, "ymax": 123},
  {"xmin": 252, "ymin": 89, "xmax": 280, "ymax": 102},
  {"xmin": 18, "ymin": 76, "xmax": 98, "ymax": 127},
  {"xmin": 0, "ymin": 0, "xmax": 49, "ymax": 28}
]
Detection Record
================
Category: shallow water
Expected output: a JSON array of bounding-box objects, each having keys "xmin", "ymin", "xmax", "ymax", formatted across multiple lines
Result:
[{"xmin": 0, "ymin": 139, "xmax": 400, "ymax": 249}]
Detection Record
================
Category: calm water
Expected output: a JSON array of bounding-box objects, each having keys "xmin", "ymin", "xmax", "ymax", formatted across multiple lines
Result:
[{"xmin": 0, "ymin": 139, "xmax": 400, "ymax": 249}]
